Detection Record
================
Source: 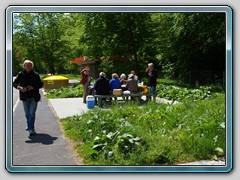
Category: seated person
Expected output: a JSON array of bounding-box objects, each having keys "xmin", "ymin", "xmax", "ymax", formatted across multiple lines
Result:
[
  {"xmin": 120, "ymin": 73, "xmax": 127, "ymax": 85},
  {"xmin": 120, "ymin": 73, "xmax": 127, "ymax": 93},
  {"xmin": 131, "ymin": 70, "xmax": 138, "ymax": 82},
  {"xmin": 126, "ymin": 74, "xmax": 138, "ymax": 100},
  {"xmin": 109, "ymin": 73, "xmax": 122, "ymax": 94},
  {"xmin": 93, "ymin": 72, "xmax": 111, "ymax": 104},
  {"xmin": 110, "ymin": 73, "xmax": 122, "ymax": 101},
  {"xmin": 126, "ymin": 74, "xmax": 138, "ymax": 93}
]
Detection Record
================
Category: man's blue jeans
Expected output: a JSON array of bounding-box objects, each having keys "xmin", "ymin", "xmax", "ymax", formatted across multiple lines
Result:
[
  {"xmin": 147, "ymin": 86, "xmax": 156, "ymax": 101},
  {"xmin": 148, "ymin": 86, "xmax": 156, "ymax": 95},
  {"xmin": 22, "ymin": 97, "xmax": 37, "ymax": 132}
]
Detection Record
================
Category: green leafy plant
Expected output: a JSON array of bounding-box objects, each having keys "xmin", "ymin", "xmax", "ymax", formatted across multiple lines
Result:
[
  {"xmin": 61, "ymin": 93, "xmax": 225, "ymax": 165},
  {"xmin": 45, "ymin": 84, "xmax": 83, "ymax": 98},
  {"xmin": 156, "ymin": 84, "xmax": 211, "ymax": 101}
]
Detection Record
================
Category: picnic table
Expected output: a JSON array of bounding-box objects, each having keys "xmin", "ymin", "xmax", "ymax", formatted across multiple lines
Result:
[
  {"xmin": 89, "ymin": 83, "xmax": 155, "ymax": 107},
  {"xmin": 94, "ymin": 93, "xmax": 156, "ymax": 107}
]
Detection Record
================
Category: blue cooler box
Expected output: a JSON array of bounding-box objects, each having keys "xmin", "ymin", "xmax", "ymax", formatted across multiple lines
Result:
[{"xmin": 87, "ymin": 95, "xmax": 95, "ymax": 109}]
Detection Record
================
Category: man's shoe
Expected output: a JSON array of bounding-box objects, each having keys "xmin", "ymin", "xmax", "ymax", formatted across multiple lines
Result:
[
  {"xmin": 29, "ymin": 130, "xmax": 36, "ymax": 137},
  {"xmin": 29, "ymin": 132, "xmax": 35, "ymax": 136}
]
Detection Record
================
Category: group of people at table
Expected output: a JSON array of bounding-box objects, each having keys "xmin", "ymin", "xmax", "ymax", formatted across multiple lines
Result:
[{"xmin": 80, "ymin": 63, "xmax": 158, "ymax": 104}]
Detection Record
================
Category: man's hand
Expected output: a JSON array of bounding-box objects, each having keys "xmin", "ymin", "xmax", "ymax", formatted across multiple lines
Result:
[
  {"xmin": 27, "ymin": 86, "xmax": 34, "ymax": 91},
  {"xmin": 17, "ymin": 86, "xmax": 27, "ymax": 93}
]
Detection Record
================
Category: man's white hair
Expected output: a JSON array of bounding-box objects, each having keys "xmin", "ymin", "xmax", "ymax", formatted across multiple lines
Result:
[
  {"xmin": 23, "ymin": 60, "xmax": 34, "ymax": 67},
  {"xmin": 120, "ymin": 73, "xmax": 126, "ymax": 78},
  {"xmin": 148, "ymin": 63, "xmax": 154, "ymax": 67},
  {"xmin": 99, "ymin": 72, "xmax": 106, "ymax": 77}
]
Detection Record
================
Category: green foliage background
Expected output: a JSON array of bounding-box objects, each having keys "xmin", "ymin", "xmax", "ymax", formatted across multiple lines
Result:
[{"xmin": 13, "ymin": 12, "xmax": 225, "ymax": 84}]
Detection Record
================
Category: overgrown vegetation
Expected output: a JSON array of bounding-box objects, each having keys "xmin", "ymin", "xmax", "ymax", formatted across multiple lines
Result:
[
  {"xmin": 44, "ymin": 84, "xmax": 83, "ymax": 98},
  {"xmin": 61, "ymin": 93, "xmax": 225, "ymax": 165},
  {"xmin": 157, "ymin": 84, "xmax": 212, "ymax": 102},
  {"xmin": 43, "ymin": 76, "xmax": 226, "ymax": 165},
  {"xmin": 43, "ymin": 77, "xmax": 223, "ymax": 101}
]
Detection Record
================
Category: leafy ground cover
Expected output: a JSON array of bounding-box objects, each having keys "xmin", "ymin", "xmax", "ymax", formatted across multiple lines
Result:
[
  {"xmin": 44, "ymin": 84, "xmax": 83, "ymax": 99},
  {"xmin": 157, "ymin": 84, "xmax": 212, "ymax": 102},
  {"xmin": 60, "ymin": 93, "xmax": 225, "ymax": 165},
  {"xmin": 43, "ymin": 76, "xmax": 226, "ymax": 165}
]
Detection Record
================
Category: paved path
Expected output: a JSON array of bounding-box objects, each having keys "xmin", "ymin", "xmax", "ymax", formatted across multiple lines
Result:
[
  {"xmin": 48, "ymin": 96, "xmax": 179, "ymax": 119},
  {"xmin": 12, "ymin": 89, "xmax": 82, "ymax": 165},
  {"xmin": 48, "ymin": 98, "xmax": 88, "ymax": 119}
]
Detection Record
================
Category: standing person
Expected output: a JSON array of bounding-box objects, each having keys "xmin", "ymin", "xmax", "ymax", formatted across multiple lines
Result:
[
  {"xmin": 146, "ymin": 63, "xmax": 158, "ymax": 100},
  {"xmin": 80, "ymin": 66, "xmax": 92, "ymax": 103},
  {"xmin": 13, "ymin": 60, "xmax": 43, "ymax": 136}
]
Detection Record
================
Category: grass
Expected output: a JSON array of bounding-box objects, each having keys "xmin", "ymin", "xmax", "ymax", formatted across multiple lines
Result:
[
  {"xmin": 60, "ymin": 93, "xmax": 225, "ymax": 165},
  {"xmin": 44, "ymin": 84, "xmax": 83, "ymax": 99}
]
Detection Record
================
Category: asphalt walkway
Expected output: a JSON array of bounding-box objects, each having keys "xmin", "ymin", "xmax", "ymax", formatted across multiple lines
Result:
[{"xmin": 12, "ymin": 90, "xmax": 82, "ymax": 165}]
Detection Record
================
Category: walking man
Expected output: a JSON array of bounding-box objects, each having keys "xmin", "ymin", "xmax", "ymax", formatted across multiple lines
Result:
[{"xmin": 13, "ymin": 60, "xmax": 43, "ymax": 136}]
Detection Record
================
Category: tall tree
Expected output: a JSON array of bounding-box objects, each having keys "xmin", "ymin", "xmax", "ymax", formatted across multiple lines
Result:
[
  {"xmin": 13, "ymin": 12, "xmax": 226, "ymax": 84},
  {"xmin": 34, "ymin": 13, "xmax": 70, "ymax": 74},
  {"xmin": 13, "ymin": 13, "xmax": 38, "ymax": 73},
  {"xmin": 83, "ymin": 13, "xmax": 155, "ymax": 58},
  {"xmin": 13, "ymin": 13, "xmax": 72, "ymax": 74},
  {"xmin": 153, "ymin": 13, "xmax": 225, "ymax": 82},
  {"xmin": 81, "ymin": 13, "xmax": 156, "ymax": 72}
]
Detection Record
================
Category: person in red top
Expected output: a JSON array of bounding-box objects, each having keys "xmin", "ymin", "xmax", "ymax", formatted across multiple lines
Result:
[{"xmin": 80, "ymin": 66, "xmax": 92, "ymax": 103}]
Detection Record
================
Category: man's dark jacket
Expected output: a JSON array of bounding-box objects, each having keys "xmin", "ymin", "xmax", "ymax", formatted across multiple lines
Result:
[
  {"xmin": 13, "ymin": 70, "xmax": 43, "ymax": 102},
  {"xmin": 93, "ymin": 77, "xmax": 110, "ymax": 95},
  {"xmin": 146, "ymin": 69, "xmax": 158, "ymax": 87}
]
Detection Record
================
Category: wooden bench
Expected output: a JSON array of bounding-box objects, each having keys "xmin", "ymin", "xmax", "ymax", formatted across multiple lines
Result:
[{"xmin": 94, "ymin": 93, "xmax": 156, "ymax": 107}]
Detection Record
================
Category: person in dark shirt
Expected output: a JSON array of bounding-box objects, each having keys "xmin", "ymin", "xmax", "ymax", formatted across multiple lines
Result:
[
  {"xmin": 146, "ymin": 63, "xmax": 158, "ymax": 100},
  {"xmin": 13, "ymin": 60, "xmax": 43, "ymax": 137},
  {"xmin": 93, "ymin": 72, "xmax": 110, "ymax": 95},
  {"xmin": 93, "ymin": 72, "xmax": 111, "ymax": 105}
]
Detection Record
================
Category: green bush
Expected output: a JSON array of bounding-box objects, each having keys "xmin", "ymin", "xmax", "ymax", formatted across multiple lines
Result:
[
  {"xmin": 61, "ymin": 94, "xmax": 225, "ymax": 165},
  {"xmin": 45, "ymin": 84, "xmax": 83, "ymax": 98},
  {"xmin": 156, "ymin": 84, "xmax": 211, "ymax": 102}
]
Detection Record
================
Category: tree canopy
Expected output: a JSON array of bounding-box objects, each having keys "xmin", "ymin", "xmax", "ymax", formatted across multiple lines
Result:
[{"xmin": 13, "ymin": 12, "xmax": 225, "ymax": 84}]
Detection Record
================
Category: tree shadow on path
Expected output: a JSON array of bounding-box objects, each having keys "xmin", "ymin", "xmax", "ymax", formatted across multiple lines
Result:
[{"xmin": 25, "ymin": 133, "xmax": 58, "ymax": 145}]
